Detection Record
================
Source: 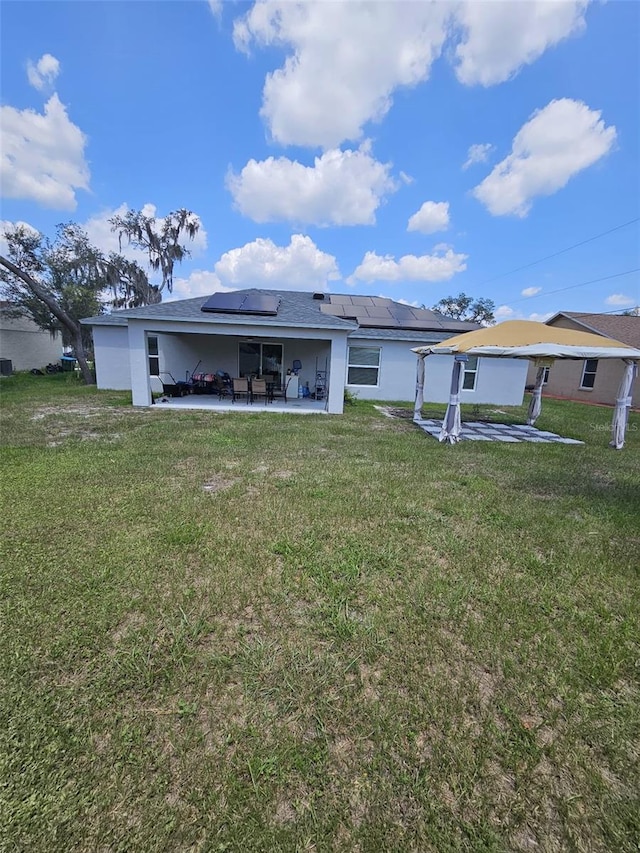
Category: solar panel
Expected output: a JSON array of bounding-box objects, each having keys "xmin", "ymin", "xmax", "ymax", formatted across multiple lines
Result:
[
  {"xmin": 244, "ymin": 293, "xmax": 281, "ymax": 314},
  {"xmin": 320, "ymin": 304, "xmax": 347, "ymax": 316},
  {"xmin": 201, "ymin": 292, "xmax": 280, "ymax": 316}
]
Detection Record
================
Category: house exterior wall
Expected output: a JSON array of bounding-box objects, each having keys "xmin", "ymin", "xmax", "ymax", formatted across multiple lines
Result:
[
  {"xmin": 345, "ymin": 338, "xmax": 429, "ymax": 401},
  {"xmin": 346, "ymin": 338, "xmax": 528, "ymax": 405},
  {"xmin": 423, "ymin": 354, "xmax": 528, "ymax": 405},
  {"xmin": 93, "ymin": 326, "xmax": 131, "ymax": 389},
  {"xmin": 525, "ymin": 316, "xmax": 640, "ymax": 406},
  {"xmin": 0, "ymin": 312, "xmax": 61, "ymax": 371},
  {"xmin": 526, "ymin": 356, "xmax": 639, "ymax": 406}
]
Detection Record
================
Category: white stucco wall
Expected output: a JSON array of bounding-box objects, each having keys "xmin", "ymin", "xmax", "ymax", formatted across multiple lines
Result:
[
  {"xmin": 93, "ymin": 326, "xmax": 131, "ymax": 389},
  {"xmin": 345, "ymin": 338, "xmax": 527, "ymax": 405},
  {"xmin": 423, "ymin": 354, "xmax": 528, "ymax": 405},
  {"xmin": 345, "ymin": 339, "xmax": 423, "ymax": 401}
]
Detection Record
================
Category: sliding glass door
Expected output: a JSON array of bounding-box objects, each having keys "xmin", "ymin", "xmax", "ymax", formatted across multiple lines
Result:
[{"xmin": 239, "ymin": 342, "xmax": 283, "ymax": 382}]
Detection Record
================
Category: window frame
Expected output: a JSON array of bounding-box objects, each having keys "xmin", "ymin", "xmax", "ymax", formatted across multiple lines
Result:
[
  {"xmin": 238, "ymin": 341, "xmax": 283, "ymax": 383},
  {"xmin": 148, "ymin": 335, "xmax": 160, "ymax": 376},
  {"xmin": 347, "ymin": 345, "xmax": 381, "ymax": 387},
  {"xmin": 462, "ymin": 355, "xmax": 479, "ymax": 392},
  {"xmin": 580, "ymin": 359, "xmax": 598, "ymax": 390}
]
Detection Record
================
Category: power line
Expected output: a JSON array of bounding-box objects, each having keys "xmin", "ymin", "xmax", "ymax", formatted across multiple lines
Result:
[
  {"xmin": 564, "ymin": 306, "xmax": 640, "ymax": 319},
  {"xmin": 506, "ymin": 268, "xmax": 639, "ymax": 306},
  {"xmin": 476, "ymin": 217, "xmax": 640, "ymax": 288}
]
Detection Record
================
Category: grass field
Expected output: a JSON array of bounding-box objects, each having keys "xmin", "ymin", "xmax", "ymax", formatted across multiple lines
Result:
[{"xmin": 1, "ymin": 372, "xmax": 639, "ymax": 852}]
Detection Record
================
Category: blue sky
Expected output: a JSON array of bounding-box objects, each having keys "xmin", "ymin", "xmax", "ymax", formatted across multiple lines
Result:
[{"xmin": 1, "ymin": 0, "xmax": 639, "ymax": 320}]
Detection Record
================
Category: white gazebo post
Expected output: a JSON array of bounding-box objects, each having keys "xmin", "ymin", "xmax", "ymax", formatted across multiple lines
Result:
[
  {"xmin": 414, "ymin": 354, "xmax": 426, "ymax": 421},
  {"xmin": 527, "ymin": 360, "xmax": 548, "ymax": 425},
  {"xmin": 439, "ymin": 354, "xmax": 466, "ymax": 444},
  {"xmin": 610, "ymin": 359, "xmax": 637, "ymax": 450}
]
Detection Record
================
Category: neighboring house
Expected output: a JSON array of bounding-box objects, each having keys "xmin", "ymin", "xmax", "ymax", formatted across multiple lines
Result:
[
  {"xmin": 0, "ymin": 302, "xmax": 61, "ymax": 372},
  {"xmin": 81, "ymin": 289, "xmax": 528, "ymax": 414},
  {"xmin": 526, "ymin": 311, "xmax": 640, "ymax": 407}
]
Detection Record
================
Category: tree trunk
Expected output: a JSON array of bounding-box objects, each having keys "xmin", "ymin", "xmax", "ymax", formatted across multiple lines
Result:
[
  {"xmin": 0, "ymin": 254, "xmax": 96, "ymax": 385},
  {"xmin": 72, "ymin": 328, "xmax": 94, "ymax": 384}
]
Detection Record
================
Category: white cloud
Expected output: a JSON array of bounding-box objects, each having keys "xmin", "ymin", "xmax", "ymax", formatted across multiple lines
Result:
[
  {"xmin": 348, "ymin": 247, "xmax": 467, "ymax": 285},
  {"xmin": 233, "ymin": 1, "xmax": 450, "ymax": 148},
  {"xmin": 214, "ymin": 234, "xmax": 340, "ymax": 291},
  {"xmin": 527, "ymin": 311, "xmax": 553, "ymax": 322},
  {"xmin": 494, "ymin": 305, "xmax": 516, "ymax": 321},
  {"xmin": 168, "ymin": 271, "xmax": 233, "ymax": 302},
  {"xmin": 462, "ymin": 143, "xmax": 494, "ymax": 170},
  {"xmin": 407, "ymin": 201, "xmax": 450, "ymax": 234},
  {"xmin": 233, "ymin": 1, "xmax": 593, "ymax": 149},
  {"xmin": 605, "ymin": 293, "xmax": 635, "ymax": 307},
  {"xmin": 207, "ymin": 0, "xmax": 222, "ymax": 18},
  {"xmin": 0, "ymin": 94, "xmax": 90, "ymax": 210},
  {"xmin": 0, "ymin": 220, "xmax": 41, "ymax": 257},
  {"xmin": 390, "ymin": 297, "xmax": 422, "ymax": 308},
  {"xmin": 521, "ymin": 286, "xmax": 542, "ymax": 297},
  {"xmin": 473, "ymin": 98, "xmax": 616, "ymax": 217},
  {"xmin": 454, "ymin": 0, "xmax": 590, "ymax": 86},
  {"xmin": 83, "ymin": 203, "xmax": 208, "ymax": 261},
  {"xmin": 495, "ymin": 305, "xmax": 553, "ymax": 323},
  {"xmin": 227, "ymin": 143, "xmax": 396, "ymax": 226},
  {"xmin": 26, "ymin": 53, "xmax": 60, "ymax": 90}
]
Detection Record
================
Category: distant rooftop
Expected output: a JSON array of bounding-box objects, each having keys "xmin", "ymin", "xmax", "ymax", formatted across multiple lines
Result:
[{"xmin": 550, "ymin": 311, "xmax": 640, "ymax": 349}]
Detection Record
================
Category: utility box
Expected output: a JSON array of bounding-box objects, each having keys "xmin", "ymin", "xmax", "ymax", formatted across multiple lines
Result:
[{"xmin": 0, "ymin": 359, "xmax": 13, "ymax": 376}]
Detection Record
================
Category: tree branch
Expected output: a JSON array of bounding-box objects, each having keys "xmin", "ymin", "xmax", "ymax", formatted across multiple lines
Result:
[{"xmin": 0, "ymin": 254, "xmax": 79, "ymax": 332}]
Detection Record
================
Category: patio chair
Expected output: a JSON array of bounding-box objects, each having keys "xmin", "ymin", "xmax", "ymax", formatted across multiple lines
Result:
[
  {"xmin": 212, "ymin": 374, "xmax": 231, "ymax": 399},
  {"xmin": 250, "ymin": 378, "xmax": 268, "ymax": 404},
  {"xmin": 232, "ymin": 377, "xmax": 250, "ymax": 404}
]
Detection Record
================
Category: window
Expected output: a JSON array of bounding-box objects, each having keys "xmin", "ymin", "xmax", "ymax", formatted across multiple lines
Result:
[
  {"xmin": 348, "ymin": 346, "xmax": 380, "ymax": 386},
  {"xmin": 542, "ymin": 367, "xmax": 550, "ymax": 384},
  {"xmin": 462, "ymin": 356, "xmax": 478, "ymax": 391},
  {"xmin": 148, "ymin": 336, "xmax": 159, "ymax": 376},
  {"xmin": 580, "ymin": 359, "xmax": 598, "ymax": 390},
  {"xmin": 238, "ymin": 342, "xmax": 283, "ymax": 381}
]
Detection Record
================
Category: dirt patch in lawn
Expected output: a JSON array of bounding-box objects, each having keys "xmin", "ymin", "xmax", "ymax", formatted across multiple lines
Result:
[
  {"xmin": 203, "ymin": 476, "xmax": 237, "ymax": 494},
  {"xmin": 31, "ymin": 404, "xmax": 148, "ymax": 420},
  {"xmin": 375, "ymin": 406, "xmax": 415, "ymax": 420}
]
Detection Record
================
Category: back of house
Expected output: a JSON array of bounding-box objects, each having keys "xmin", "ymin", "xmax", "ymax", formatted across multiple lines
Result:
[{"xmin": 81, "ymin": 289, "xmax": 529, "ymax": 413}]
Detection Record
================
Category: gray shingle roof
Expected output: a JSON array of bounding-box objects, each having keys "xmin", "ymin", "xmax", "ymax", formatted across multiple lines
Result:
[
  {"xmin": 348, "ymin": 328, "xmax": 456, "ymax": 342},
  {"xmin": 82, "ymin": 290, "xmax": 357, "ymax": 330},
  {"xmin": 81, "ymin": 288, "xmax": 481, "ymax": 335},
  {"xmin": 552, "ymin": 312, "xmax": 640, "ymax": 348}
]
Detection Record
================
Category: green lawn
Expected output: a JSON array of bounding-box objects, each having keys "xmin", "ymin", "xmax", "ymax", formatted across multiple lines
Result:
[{"xmin": 1, "ymin": 373, "xmax": 639, "ymax": 852}]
